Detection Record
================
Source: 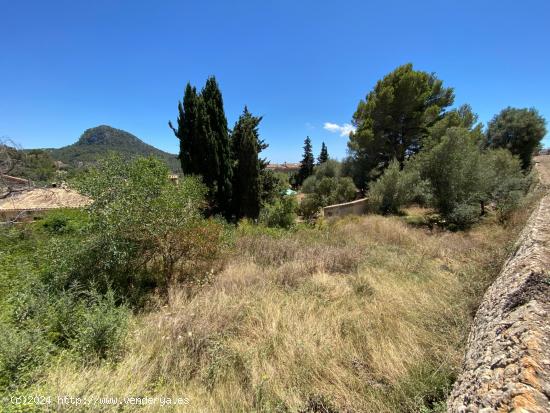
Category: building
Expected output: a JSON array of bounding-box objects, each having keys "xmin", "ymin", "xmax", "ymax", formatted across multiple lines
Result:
[
  {"xmin": 0, "ymin": 187, "xmax": 91, "ymax": 221},
  {"xmin": 265, "ymin": 162, "xmax": 300, "ymax": 174}
]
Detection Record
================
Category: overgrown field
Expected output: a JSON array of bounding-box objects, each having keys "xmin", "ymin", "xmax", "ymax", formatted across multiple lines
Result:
[{"xmin": 1, "ymin": 200, "xmax": 536, "ymax": 413}]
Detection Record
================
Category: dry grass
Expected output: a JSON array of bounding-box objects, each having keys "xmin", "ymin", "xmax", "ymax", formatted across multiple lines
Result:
[{"xmin": 35, "ymin": 210, "xmax": 529, "ymax": 412}]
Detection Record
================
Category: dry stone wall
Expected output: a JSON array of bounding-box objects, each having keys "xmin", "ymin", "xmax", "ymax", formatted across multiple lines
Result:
[{"xmin": 448, "ymin": 156, "xmax": 550, "ymax": 412}]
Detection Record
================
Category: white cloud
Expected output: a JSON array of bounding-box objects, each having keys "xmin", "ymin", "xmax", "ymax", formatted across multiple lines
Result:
[{"xmin": 323, "ymin": 122, "xmax": 356, "ymax": 137}]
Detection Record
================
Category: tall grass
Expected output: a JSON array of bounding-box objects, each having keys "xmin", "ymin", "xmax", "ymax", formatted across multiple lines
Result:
[{"xmin": 32, "ymin": 210, "xmax": 529, "ymax": 412}]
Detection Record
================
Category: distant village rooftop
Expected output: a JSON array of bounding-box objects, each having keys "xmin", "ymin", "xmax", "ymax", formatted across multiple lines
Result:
[
  {"xmin": 265, "ymin": 162, "xmax": 300, "ymax": 173},
  {"xmin": 0, "ymin": 187, "xmax": 91, "ymax": 220}
]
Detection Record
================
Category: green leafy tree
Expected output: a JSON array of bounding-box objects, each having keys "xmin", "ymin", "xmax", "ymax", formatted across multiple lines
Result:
[
  {"xmin": 62, "ymin": 155, "xmax": 223, "ymax": 298},
  {"xmin": 413, "ymin": 127, "xmax": 487, "ymax": 228},
  {"xmin": 318, "ymin": 142, "xmax": 329, "ymax": 164},
  {"xmin": 299, "ymin": 160, "xmax": 357, "ymax": 219},
  {"xmin": 347, "ymin": 63, "xmax": 454, "ymax": 189},
  {"xmin": 231, "ymin": 107, "xmax": 262, "ymax": 220},
  {"xmin": 259, "ymin": 195, "xmax": 298, "ymax": 229},
  {"xmin": 297, "ymin": 136, "xmax": 315, "ymax": 185},
  {"xmin": 426, "ymin": 104, "xmax": 484, "ymax": 148},
  {"xmin": 482, "ymin": 149, "xmax": 528, "ymax": 222},
  {"xmin": 485, "ymin": 107, "xmax": 547, "ymax": 169}
]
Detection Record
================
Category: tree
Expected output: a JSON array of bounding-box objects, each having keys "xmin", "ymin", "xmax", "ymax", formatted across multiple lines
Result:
[
  {"xmin": 318, "ymin": 142, "xmax": 329, "ymax": 164},
  {"xmin": 231, "ymin": 107, "xmax": 262, "ymax": 220},
  {"xmin": 169, "ymin": 77, "xmax": 233, "ymax": 217},
  {"xmin": 486, "ymin": 107, "xmax": 547, "ymax": 169},
  {"xmin": 426, "ymin": 104, "xmax": 484, "ymax": 148},
  {"xmin": 68, "ymin": 155, "xmax": 223, "ymax": 297},
  {"xmin": 347, "ymin": 63, "xmax": 454, "ymax": 189},
  {"xmin": 482, "ymin": 149, "xmax": 528, "ymax": 223},
  {"xmin": 169, "ymin": 83, "xmax": 203, "ymax": 175},
  {"xmin": 297, "ymin": 136, "xmax": 315, "ymax": 185},
  {"xmin": 201, "ymin": 77, "xmax": 233, "ymax": 215},
  {"xmin": 368, "ymin": 159, "xmax": 421, "ymax": 214},
  {"xmin": 413, "ymin": 127, "xmax": 487, "ymax": 228},
  {"xmin": 299, "ymin": 160, "xmax": 357, "ymax": 219}
]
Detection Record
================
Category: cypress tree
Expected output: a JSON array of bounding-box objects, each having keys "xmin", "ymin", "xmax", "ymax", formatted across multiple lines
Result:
[
  {"xmin": 201, "ymin": 76, "xmax": 233, "ymax": 216},
  {"xmin": 231, "ymin": 106, "xmax": 262, "ymax": 219},
  {"xmin": 297, "ymin": 136, "xmax": 315, "ymax": 185},
  {"xmin": 318, "ymin": 142, "xmax": 329, "ymax": 164},
  {"xmin": 169, "ymin": 83, "xmax": 202, "ymax": 175},
  {"xmin": 170, "ymin": 77, "xmax": 233, "ymax": 217}
]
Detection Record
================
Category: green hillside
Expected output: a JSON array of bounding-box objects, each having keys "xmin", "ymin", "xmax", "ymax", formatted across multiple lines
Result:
[{"xmin": 45, "ymin": 125, "xmax": 181, "ymax": 172}]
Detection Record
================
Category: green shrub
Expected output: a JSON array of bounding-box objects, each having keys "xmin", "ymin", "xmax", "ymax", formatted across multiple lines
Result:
[
  {"xmin": 70, "ymin": 290, "xmax": 129, "ymax": 363},
  {"xmin": 48, "ymin": 155, "xmax": 221, "ymax": 299},
  {"xmin": 482, "ymin": 149, "xmax": 528, "ymax": 223},
  {"xmin": 368, "ymin": 159, "xmax": 422, "ymax": 214},
  {"xmin": 298, "ymin": 195, "xmax": 322, "ymax": 221},
  {"xmin": 0, "ymin": 327, "xmax": 52, "ymax": 389},
  {"xmin": 260, "ymin": 196, "xmax": 297, "ymax": 229},
  {"xmin": 40, "ymin": 209, "xmax": 88, "ymax": 235}
]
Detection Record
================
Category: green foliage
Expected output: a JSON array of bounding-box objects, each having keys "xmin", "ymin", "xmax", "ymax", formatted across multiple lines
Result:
[
  {"xmin": 69, "ymin": 290, "xmax": 130, "ymax": 363},
  {"xmin": 0, "ymin": 327, "xmax": 52, "ymax": 389},
  {"xmin": 260, "ymin": 170, "xmax": 291, "ymax": 205},
  {"xmin": 299, "ymin": 160, "xmax": 357, "ymax": 219},
  {"xmin": 482, "ymin": 149, "xmax": 528, "ymax": 222},
  {"xmin": 231, "ymin": 107, "xmax": 262, "ymax": 220},
  {"xmin": 297, "ymin": 136, "xmax": 315, "ymax": 185},
  {"xmin": 426, "ymin": 104, "xmax": 484, "ymax": 148},
  {"xmin": 317, "ymin": 142, "xmax": 329, "ymax": 164},
  {"xmin": 369, "ymin": 159, "xmax": 422, "ymax": 214},
  {"xmin": 260, "ymin": 196, "xmax": 298, "ymax": 229},
  {"xmin": 297, "ymin": 195, "xmax": 322, "ymax": 221},
  {"xmin": 59, "ymin": 155, "xmax": 221, "ymax": 297},
  {"xmin": 40, "ymin": 209, "xmax": 88, "ymax": 235},
  {"xmin": 170, "ymin": 77, "xmax": 233, "ymax": 216},
  {"xmin": 486, "ymin": 107, "xmax": 547, "ymax": 169},
  {"xmin": 347, "ymin": 63, "xmax": 454, "ymax": 189},
  {"xmin": 413, "ymin": 127, "xmax": 485, "ymax": 228},
  {"xmin": 11, "ymin": 149, "xmax": 57, "ymax": 183}
]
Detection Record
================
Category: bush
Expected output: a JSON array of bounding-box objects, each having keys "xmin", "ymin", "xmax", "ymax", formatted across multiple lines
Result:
[
  {"xmin": 69, "ymin": 290, "xmax": 129, "ymax": 363},
  {"xmin": 482, "ymin": 149, "xmax": 528, "ymax": 223},
  {"xmin": 0, "ymin": 327, "xmax": 52, "ymax": 389},
  {"xmin": 368, "ymin": 159, "xmax": 422, "ymax": 214},
  {"xmin": 298, "ymin": 195, "xmax": 322, "ymax": 220},
  {"xmin": 260, "ymin": 196, "xmax": 297, "ymax": 229},
  {"xmin": 40, "ymin": 209, "xmax": 88, "ymax": 235},
  {"xmin": 410, "ymin": 127, "xmax": 486, "ymax": 228},
  {"xmin": 50, "ymin": 155, "xmax": 222, "ymax": 299}
]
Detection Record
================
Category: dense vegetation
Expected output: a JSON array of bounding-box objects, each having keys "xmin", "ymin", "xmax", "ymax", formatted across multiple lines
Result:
[{"xmin": 1, "ymin": 65, "xmax": 547, "ymax": 412}]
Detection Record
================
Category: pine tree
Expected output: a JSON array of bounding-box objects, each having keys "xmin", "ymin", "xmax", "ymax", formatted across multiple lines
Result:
[
  {"xmin": 348, "ymin": 63, "xmax": 454, "ymax": 188},
  {"xmin": 231, "ymin": 106, "xmax": 262, "ymax": 219},
  {"xmin": 297, "ymin": 136, "xmax": 315, "ymax": 185},
  {"xmin": 318, "ymin": 142, "xmax": 329, "ymax": 164}
]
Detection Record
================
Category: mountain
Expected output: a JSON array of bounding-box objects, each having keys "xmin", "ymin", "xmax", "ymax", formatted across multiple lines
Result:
[{"xmin": 45, "ymin": 125, "xmax": 181, "ymax": 172}]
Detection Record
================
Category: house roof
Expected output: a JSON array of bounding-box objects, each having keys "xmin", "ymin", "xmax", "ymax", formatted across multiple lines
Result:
[
  {"xmin": 1, "ymin": 174, "xmax": 32, "ymax": 186},
  {"xmin": 0, "ymin": 187, "xmax": 91, "ymax": 211}
]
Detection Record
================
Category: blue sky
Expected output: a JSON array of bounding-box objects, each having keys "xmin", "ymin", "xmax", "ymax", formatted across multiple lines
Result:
[{"xmin": 1, "ymin": 0, "xmax": 549, "ymax": 163}]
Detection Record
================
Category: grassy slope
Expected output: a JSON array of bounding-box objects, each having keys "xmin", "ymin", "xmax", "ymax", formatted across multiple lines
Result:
[{"xmin": 32, "ymin": 207, "xmax": 534, "ymax": 412}]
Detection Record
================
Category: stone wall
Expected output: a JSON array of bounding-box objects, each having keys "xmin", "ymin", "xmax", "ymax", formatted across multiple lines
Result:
[
  {"xmin": 322, "ymin": 198, "xmax": 369, "ymax": 219},
  {"xmin": 448, "ymin": 157, "xmax": 550, "ymax": 412}
]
